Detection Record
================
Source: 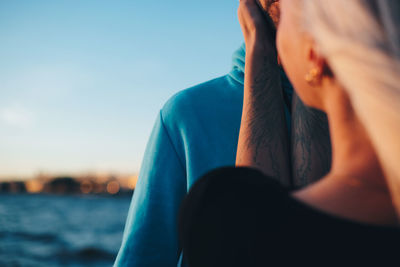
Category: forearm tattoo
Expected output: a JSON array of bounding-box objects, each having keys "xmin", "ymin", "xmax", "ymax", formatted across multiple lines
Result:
[
  {"xmin": 242, "ymin": 54, "xmax": 291, "ymax": 184},
  {"xmin": 291, "ymin": 94, "xmax": 332, "ymax": 188}
]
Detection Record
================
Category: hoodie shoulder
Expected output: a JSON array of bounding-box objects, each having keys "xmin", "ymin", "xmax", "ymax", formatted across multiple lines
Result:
[
  {"xmin": 161, "ymin": 75, "xmax": 242, "ymax": 127},
  {"xmin": 159, "ymin": 74, "xmax": 243, "ymax": 182}
]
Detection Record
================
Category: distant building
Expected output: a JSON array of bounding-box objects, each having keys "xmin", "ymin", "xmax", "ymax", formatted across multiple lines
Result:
[
  {"xmin": 43, "ymin": 177, "xmax": 81, "ymax": 194},
  {"xmin": 0, "ymin": 181, "xmax": 27, "ymax": 193}
]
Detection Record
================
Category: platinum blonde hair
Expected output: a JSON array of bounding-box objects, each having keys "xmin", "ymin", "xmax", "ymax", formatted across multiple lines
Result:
[{"xmin": 300, "ymin": 0, "xmax": 400, "ymax": 216}]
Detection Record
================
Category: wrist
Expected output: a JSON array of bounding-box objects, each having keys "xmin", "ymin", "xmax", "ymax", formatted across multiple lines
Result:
[
  {"xmin": 246, "ymin": 40, "xmax": 278, "ymax": 64},
  {"xmin": 245, "ymin": 33, "xmax": 268, "ymax": 51},
  {"xmin": 245, "ymin": 49, "xmax": 280, "ymax": 73}
]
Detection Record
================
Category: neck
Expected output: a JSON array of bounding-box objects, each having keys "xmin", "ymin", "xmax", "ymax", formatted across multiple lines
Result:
[
  {"xmin": 325, "ymin": 86, "xmax": 383, "ymax": 184},
  {"xmin": 294, "ymin": 81, "xmax": 398, "ymax": 226}
]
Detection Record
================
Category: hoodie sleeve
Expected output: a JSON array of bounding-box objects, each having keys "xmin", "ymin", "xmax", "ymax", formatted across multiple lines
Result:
[{"xmin": 114, "ymin": 111, "xmax": 187, "ymax": 267}]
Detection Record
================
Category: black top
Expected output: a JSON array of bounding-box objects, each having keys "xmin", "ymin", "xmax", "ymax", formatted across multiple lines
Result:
[{"xmin": 178, "ymin": 167, "xmax": 400, "ymax": 267}]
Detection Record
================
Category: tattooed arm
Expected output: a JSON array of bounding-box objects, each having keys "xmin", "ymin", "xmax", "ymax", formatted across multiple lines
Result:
[
  {"xmin": 291, "ymin": 93, "xmax": 332, "ymax": 188},
  {"xmin": 236, "ymin": 0, "xmax": 291, "ymax": 186}
]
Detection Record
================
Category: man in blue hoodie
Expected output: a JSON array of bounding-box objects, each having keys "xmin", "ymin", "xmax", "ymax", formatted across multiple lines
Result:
[
  {"xmin": 114, "ymin": 44, "xmax": 250, "ymax": 267},
  {"xmin": 114, "ymin": 2, "xmax": 331, "ymax": 266}
]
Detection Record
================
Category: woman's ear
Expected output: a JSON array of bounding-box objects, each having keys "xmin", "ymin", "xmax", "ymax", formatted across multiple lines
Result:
[
  {"xmin": 307, "ymin": 42, "xmax": 323, "ymax": 73},
  {"xmin": 307, "ymin": 41, "xmax": 334, "ymax": 79},
  {"xmin": 303, "ymin": 40, "xmax": 334, "ymax": 87}
]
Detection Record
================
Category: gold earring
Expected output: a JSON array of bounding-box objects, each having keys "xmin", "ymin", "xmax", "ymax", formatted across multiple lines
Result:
[{"xmin": 305, "ymin": 68, "xmax": 321, "ymax": 85}]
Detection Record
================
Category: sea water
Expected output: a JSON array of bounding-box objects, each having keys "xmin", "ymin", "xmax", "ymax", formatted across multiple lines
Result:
[{"xmin": 0, "ymin": 194, "xmax": 131, "ymax": 267}]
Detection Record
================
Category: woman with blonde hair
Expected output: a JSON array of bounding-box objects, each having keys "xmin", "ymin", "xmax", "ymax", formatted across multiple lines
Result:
[{"xmin": 179, "ymin": 0, "xmax": 400, "ymax": 266}]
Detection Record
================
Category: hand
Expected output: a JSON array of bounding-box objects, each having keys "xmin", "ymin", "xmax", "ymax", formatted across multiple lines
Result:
[{"xmin": 238, "ymin": 0, "xmax": 277, "ymax": 57}]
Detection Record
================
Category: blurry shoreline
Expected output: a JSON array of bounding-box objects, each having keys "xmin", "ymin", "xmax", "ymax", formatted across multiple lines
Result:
[{"xmin": 0, "ymin": 173, "xmax": 137, "ymax": 196}]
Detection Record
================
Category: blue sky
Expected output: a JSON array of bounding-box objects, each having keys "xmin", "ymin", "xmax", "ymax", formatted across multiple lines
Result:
[{"xmin": 0, "ymin": 0, "xmax": 243, "ymax": 179}]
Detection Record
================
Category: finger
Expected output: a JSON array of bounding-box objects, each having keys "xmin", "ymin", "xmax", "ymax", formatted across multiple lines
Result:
[{"xmin": 238, "ymin": 0, "xmax": 266, "ymax": 30}]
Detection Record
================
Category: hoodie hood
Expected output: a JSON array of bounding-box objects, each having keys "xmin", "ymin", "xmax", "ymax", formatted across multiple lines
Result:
[{"xmin": 228, "ymin": 43, "xmax": 246, "ymax": 85}]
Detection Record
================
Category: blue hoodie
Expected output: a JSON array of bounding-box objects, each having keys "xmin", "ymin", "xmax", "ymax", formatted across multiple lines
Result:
[{"xmin": 114, "ymin": 44, "xmax": 293, "ymax": 267}]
